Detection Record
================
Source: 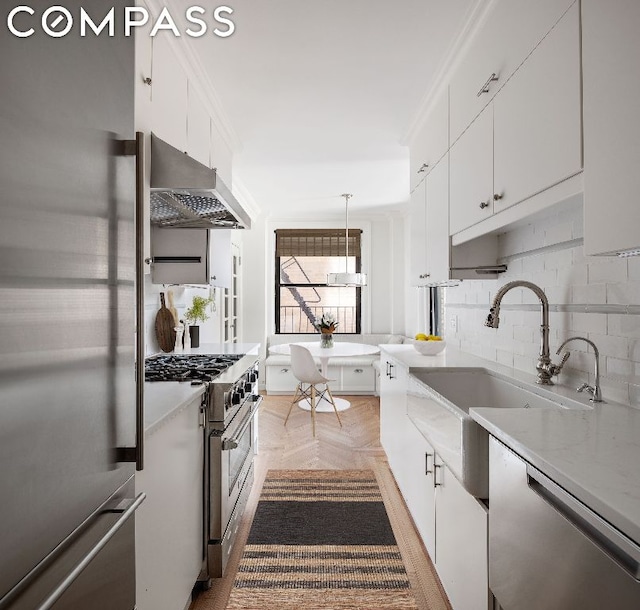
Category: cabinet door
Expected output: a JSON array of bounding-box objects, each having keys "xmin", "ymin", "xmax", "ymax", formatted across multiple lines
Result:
[
  {"xmin": 409, "ymin": 179, "xmax": 427, "ymax": 286},
  {"xmin": 410, "ymin": 94, "xmax": 449, "ymax": 191},
  {"xmin": 209, "ymin": 230, "xmax": 232, "ymax": 288},
  {"xmin": 435, "ymin": 460, "xmax": 489, "ymax": 610},
  {"xmin": 493, "ymin": 2, "xmax": 582, "ymax": 212},
  {"xmin": 583, "ymin": 0, "xmax": 640, "ymax": 256},
  {"xmin": 450, "ymin": 0, "xmax": 576, "ymax": 142},
  {"xmin": 150, "ymin": 227, "xmax": 209, "ymax": 285},
  {"xmin": 187, "ymin": 84, "xmax": 212, "ymax": 167},
  {"xmin": 404, "ymin": 421, "xmax": 436, "ymax": 560},
  {"xmin": 449, "ymin": 108, "xmax": 493, "ymax": 235},
  {"xmin": 151, "ymin": 36, "xmax": 188, "ymax": 152},
  {"xmin": 425, "ymin": 154, "xmax": 450, "ymax": 282},
  {"xmin": 379, "ymin": 358, "xmax": 408, "ymax": 481}
]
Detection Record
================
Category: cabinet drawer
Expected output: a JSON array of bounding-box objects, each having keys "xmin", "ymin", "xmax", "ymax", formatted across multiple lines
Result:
[
  {"xmin": 342, "ymin": 366, "xmax": 375, "ymax": 392},
  {"xmin": 265, "ymin": 365, "xmax": 297, "ymax": 393}
]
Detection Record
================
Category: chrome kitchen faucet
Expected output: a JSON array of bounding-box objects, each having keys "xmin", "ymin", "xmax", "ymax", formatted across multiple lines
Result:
[
  {"xmin": 556, "ymin": 336, "xmax": 604, "ymax": 402},
  {"xmin": 485, "ymin": 281, "xmax": 568, "ymax": 385}
]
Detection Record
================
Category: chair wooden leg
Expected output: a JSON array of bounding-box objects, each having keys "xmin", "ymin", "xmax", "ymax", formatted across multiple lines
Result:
[
  {"xmin": 310, "ymin": 384, "xmax": 317, "ymax": 437},
  {"xmin": 284, "ymin": 384, "xmax": 301, "ymax": 426},
  {"xmin": 325, "ymin": 384, "xmax": 342, "ymax": 427}
]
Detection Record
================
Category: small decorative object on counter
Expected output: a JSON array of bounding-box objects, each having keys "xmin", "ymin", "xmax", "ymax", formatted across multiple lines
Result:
[
  {"xmin": 174, "ymin": 324, "xmax": 184, "ymax": 352},
  {"xmin": 184, "ymin": 294, "xmax": 213, "ymax": 349},
  {"xmin": 183, "ymin": 319, "xmax": 191, "ymax": 350},
  {"xmin": 313, "ymin": 312, "xmax": 338, "ymax": 349}
]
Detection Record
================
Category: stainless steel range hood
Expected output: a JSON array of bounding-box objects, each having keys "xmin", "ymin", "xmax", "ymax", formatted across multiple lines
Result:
[{"xmin": 150, "ymin": 134, "xmax": 251, "ymax": 230}]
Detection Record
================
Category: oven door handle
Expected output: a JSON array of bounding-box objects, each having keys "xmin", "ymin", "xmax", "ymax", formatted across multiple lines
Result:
[{"xmin": 221, "ymin": 396, "xmax": 262, "ymax": 451}]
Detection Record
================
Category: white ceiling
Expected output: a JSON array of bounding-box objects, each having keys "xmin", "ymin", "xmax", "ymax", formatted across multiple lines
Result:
[{"xmin": 177, "ymin": 0, "xmax": 476, "ymax": 218}]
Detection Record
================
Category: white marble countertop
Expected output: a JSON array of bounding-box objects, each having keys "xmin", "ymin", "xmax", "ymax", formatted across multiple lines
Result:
[
  {"xmin": 144, "ymin": 343, "xmax": 260, "ymax": 436},
  {"xmin": 381, "ymin": 344, "xmax": 640, "ymax": 545}
]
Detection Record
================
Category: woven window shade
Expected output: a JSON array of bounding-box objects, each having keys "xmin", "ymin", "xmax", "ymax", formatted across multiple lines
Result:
[{"xmin": 275, "ymin": 229, "xmax": 362, "ymax": 258}]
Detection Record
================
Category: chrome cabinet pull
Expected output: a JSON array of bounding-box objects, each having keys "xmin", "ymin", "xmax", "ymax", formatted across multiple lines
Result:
[
  {"xmin": 280, "ymin": 368, "xmax": 289, "ymax": 373},
  {"xmin": 354, "ymin": 368, "xmax": 363, "ymax": 374},
  {"xmin": 433, "ymin": 463, "xmax": 443, "ymax": 487},
  {"xmin": 388, "ymin": 363, "xmax": 395, "ymax": 379},
  {"xmin": 425, "ymin": 452, "xmax": 433, "ymax": 475},
  {"xmin": 418, "ymin": 163, "xmax": 429, "ymax": 174},
  {"xmin": 419, "ymin": 273, "xmax": 431, "ymax": 279},
  {"xmin": 477, "ymin": 72, "xmax": 499, "ymax": 96},
  {"xmin": 479, "ymin": 201, "xmax": 490, "ymax": 209},
  {"xmin": 494, "ymin": 193, "xmax": 503, "ymax": 201}
]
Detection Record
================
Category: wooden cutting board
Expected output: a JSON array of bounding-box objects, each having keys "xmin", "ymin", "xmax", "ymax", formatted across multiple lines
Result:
[
  {"xmin": 167, "ymin": 289, "xmax": 179, "ymax": 326},
  {"xmin": 155, "ymin": 292, "xmax": 176, "ymax": 353}
]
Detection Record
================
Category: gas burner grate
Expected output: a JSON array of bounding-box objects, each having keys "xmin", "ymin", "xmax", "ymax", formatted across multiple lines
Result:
[{"xmin": 144, "ymin": 354, "xmax": 243, "ymax": 383}]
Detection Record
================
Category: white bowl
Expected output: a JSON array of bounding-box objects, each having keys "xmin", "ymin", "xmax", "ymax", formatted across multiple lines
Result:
[{"xmin": 412, "ymin": 339, "xmax": 446, "ymax": 356}]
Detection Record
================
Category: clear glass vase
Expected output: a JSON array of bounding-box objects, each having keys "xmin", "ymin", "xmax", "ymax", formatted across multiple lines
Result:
[{"xmin": 320, "ymin": 332, "xmax": 334, "ymax": 349}]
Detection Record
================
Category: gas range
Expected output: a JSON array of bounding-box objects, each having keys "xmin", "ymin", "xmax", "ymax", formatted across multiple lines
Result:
[{"xmin": 144, "ymin": 354, "xmax": 244, "ymax": 383}]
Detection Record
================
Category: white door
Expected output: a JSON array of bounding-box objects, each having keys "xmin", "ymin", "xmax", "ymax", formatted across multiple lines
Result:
[
  {"xmin": 223, "ymin": 242, "xmax": 241, "ymax": 343},
  {"xmin": 409, "ymin": 179, "xmax": 427, "ymax": 286}
]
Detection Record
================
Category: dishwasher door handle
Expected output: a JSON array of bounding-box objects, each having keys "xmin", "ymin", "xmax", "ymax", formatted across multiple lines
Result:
[{"xmin": 527, "ymin": 464, "xmax": 640, "ymax": 580}]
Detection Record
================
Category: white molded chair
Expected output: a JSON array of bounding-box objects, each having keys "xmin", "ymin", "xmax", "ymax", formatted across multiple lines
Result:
[{"xmin": 284, "ymin": 344, "xmax": 342, "ymax": 436}]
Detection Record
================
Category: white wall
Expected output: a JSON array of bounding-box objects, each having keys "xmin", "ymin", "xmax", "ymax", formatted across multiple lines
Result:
[
  {"xmin": 240, "ymin": 212, "xmax": 406, "ymax": 363},
  {"xmin": 442, "ymin": 205, "xmax": 640, "ymax": 408}
]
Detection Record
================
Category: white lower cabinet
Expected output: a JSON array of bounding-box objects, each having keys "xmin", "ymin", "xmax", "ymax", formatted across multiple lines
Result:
[
  {"xmin": 136, "ymin": 396, "xmax": 204, "ymax": 610},
  {"xmin": 381, "ymin": 364, "xmax": 489, "ymax": 610},
  {"xmin": 434, "ymin": 457, "xmax": 489, "ymax": 610}
]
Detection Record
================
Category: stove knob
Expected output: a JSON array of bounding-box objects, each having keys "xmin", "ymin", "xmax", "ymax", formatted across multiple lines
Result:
[
  {"xmin": 249, "ymin": 372, "xmax": 258, "ymax": 383},
  {"xmin": 244, "ymin": 382, "xmax": 252, "ymax": 393},
  {"xmin": 231, "ymin": 390, "xmax": 242, "ymax": 405}
]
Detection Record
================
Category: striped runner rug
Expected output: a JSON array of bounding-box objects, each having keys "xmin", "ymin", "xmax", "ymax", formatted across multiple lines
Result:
[{"xmin": 226, "ymin": 470, "xmax": 419, "ymax": 609}]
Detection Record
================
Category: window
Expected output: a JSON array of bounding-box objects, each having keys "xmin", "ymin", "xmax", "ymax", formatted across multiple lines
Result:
[{"xmin": 275, "ymin": 229, "xmax": 363, "ymax": 334}]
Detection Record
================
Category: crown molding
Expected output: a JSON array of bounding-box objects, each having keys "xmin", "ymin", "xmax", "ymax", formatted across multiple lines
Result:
[
  {"xmin": 401, "ymin": 0, "xmax": 497, "ymax": 145},
  {"xmin": 146, "ymin": 0, "xmax": 243, "ymax": 153}
]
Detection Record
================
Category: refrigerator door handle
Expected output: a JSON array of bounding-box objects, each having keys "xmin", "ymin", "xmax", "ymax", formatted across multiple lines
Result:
[
  {"xmin": 116, "ymin": 132, "xmax": 145, "ymax": 471},
  {"xmin": 35, "ymin": 493, "xmax": 146, "ymax": 610}
]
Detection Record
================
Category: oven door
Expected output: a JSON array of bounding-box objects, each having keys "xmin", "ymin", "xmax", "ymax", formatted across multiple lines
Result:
[{"xmin": 209, "ymin": 395, "xmax": 261, "ymax": 541}]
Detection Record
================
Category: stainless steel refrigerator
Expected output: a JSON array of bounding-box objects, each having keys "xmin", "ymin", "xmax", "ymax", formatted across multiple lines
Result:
[{"xmin": 0, "ymin": 3, "xmax": 144, "ymax": 608}]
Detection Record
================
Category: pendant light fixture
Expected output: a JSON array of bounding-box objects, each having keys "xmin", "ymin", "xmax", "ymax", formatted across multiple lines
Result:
[{"xmin": 326, "ymin": 193, "xmax": 368, "ymax": 287}]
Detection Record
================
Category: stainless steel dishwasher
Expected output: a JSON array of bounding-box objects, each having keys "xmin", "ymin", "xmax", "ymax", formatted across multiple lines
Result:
[{"xmin": 489, "ymin": 437, "xmax": 640, "ymax": 609}]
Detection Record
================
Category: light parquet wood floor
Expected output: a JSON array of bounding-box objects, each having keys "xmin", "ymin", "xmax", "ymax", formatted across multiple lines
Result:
[{"xmin": 190, "ymin": 394, "xmax": 452, "ymax": 610}]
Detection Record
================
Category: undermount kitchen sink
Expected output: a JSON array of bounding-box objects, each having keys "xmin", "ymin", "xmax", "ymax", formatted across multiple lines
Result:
[{"xmin": 407, "ymin": 368, "xmax": 591, "ymax": 499}]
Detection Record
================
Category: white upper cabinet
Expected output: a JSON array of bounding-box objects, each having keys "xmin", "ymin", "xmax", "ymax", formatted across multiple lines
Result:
[
  {"xmin": 209, "ymin": 230, "xmax": 232, "ymax": 288},
  {"xmin": 425, "ymin": 156, "xmax": 450, "ymax": 282},
  {"xmin": 410, "ymin": 155, "xmax": 451, "ymax": 286},
  {"xmin": 151, "ymin": 36, "xmax": 188, "ymax": 152},
  {"xmin": 493, "ymin": 2, "xmax": 582, "ymax": 212},
  {"xmin": 450, "ymin": 107, "xmax": 494, "ymax": 235},
  {"xmin": 582, "ymin": 0, "xmax": 640, "ymax": 256},
  {"xmin": 187, "ymin": 84, "xmax": 212, "ymax": 168},
  {"xmin": 409, "ymin": 179, "xmax": 427, "ymax": 286},
  {"xmin": 410, "ymin": 94, "xmax": 449, "ymax": 191},
  {"xmin": 450, "ymin": 2, "xmax": 581, "ymax": 237},
  {"xmin": 449, "ymin": 0, "xmax": 576, "ymax": 143}
]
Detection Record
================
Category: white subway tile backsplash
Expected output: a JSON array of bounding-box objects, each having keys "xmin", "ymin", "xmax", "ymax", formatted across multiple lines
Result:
[
  {"xmin": 571, "ymin": 283, "xmax": 607, "ymax": 304},
  {"xmin": 443, "ymin": 210, "xmax": 639, "ymax": 407},
  {"xmin": 571, "ymin": 312, "xmax": 607, "ymax": 335},
  {"xmin": 588, "ymin": 258, "xmax": 628, "ymax": 284},
  {"xmin": 607, "ymin": 281, "xmax": 640, "ymax": 305},
  {"xmin": 544, "ymin": 223, "xmax": 573, "ymax": 246}
]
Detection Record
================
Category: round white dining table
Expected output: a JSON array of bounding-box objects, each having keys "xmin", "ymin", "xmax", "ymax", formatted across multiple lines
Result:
[{"xmin": 268, "ymin": 341, "xmax": 380, "ymax": 412}]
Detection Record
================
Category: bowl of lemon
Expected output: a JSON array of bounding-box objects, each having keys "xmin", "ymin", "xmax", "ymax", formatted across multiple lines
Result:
[{"xmin": 412, "ymin": 333, "xmax": 446, "ymax": 356}]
